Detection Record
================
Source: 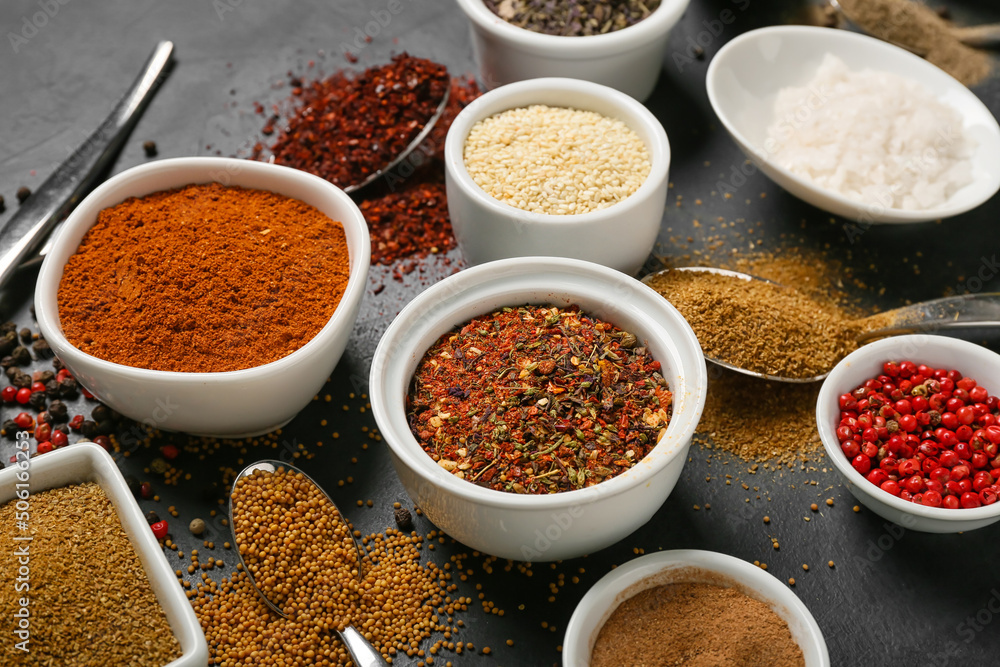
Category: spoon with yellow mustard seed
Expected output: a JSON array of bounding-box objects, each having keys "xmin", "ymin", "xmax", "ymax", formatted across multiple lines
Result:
[
  {"xmin": 643, "ymin": 267, "xmax": 1000, "ymax": 383},
  {"xmin": 229, "ymin": 461, "xmax": 388, "ymax": 667}
]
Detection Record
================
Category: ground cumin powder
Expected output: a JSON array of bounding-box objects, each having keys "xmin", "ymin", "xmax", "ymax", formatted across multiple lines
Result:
[
  {"xmin": 646, "ymin": 270, "xmax": 858, "ymax": 379},
  {"xmin": 592, "ymin": 581, "xmax": 804, "ymax": 667},
  {"xmin": 0, "ymin": 483, "xmax": 181, "ymax": 665},
  {"xmin": 836, "ymin": 0, "xmax": 990, "ymax": 87},
  {"xmin": 58, "ymin": 183, "xmax": 349, "ymax": 373}
]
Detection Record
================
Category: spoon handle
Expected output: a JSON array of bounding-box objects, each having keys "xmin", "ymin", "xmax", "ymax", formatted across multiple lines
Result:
[
  {"xmin": 952, "ymin": 23, "xmax": 1000, "ymax": 49},
  {"xmin": 337, "ymin": 627, "xmax": 389, "ymax": 667},
  {"xmin": 857, "ymin": 293, "xmax": 1000, "ymax": 343},
  {"xmin": 0, "ymin": 40, "xmax": 174, "ymax": 290}
]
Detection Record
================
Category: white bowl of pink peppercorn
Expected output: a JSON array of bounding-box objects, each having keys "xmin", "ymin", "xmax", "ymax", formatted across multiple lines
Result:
[
  {"xmin": 817, "ymin": 335, "xmax": 1000, "ymax": 533},
  {"xmin": 369, "ymin": 256, "xmax": 707, "ymax": 561},
  {"xmin": 454, "ymin": 0, "xmax": 691, "ymax": 102}
]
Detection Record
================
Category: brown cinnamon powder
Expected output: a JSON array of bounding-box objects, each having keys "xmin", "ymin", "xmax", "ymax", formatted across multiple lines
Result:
[{"xmin": 592, "ymin": 581, "xmax": 805, "ymax": 667}]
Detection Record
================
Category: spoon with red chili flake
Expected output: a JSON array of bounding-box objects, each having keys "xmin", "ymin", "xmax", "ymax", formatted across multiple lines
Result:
[
  {"xmin": 259, "ymin": 53, "xmax": 450, "ymax": 194},
  {"xmin": 644, "ymin": 267, "xmax": 1000, "ymax": 383}
]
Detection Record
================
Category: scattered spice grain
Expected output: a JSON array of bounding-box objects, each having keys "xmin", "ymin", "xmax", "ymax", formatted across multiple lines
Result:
[
  {"xmin": 464, "ymin": 105, "xmax": 650, "ymax": 215},
  {"xmin": 57, "ymin": 183, "xmax": 349, "ymax": 373},
  {"xmin": 16, "ymin": 186, "xmax": 30, "ymax": 204},
  {"xmin": 0, "ymin": 483, "xmax": 181, "ymax": 665},
  {"xmin": 591, "ymin": 580, "xmax": 804, "ymax": 666},
  {"xmin": 407, "ymin": 305, "xmax": 671, "ymax": 494}
]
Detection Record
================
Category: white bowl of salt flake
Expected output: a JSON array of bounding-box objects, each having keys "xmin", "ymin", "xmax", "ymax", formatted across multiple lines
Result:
[{"xmin": 706, "ymin": 25, "xmax": 1000, "ymax": 225}]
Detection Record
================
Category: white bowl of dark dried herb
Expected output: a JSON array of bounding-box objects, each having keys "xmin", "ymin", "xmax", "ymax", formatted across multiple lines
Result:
[
  {"xmin": 369, "ymin": 256, "xmax": 707, "ymax": 561},
  {"xmin": 563, "ymin": 550, "xmax": 830, "ymax": 666},
  {"xmin": 0, "ymin": 442, "xmax": 208, "ymax": 665},
  {"xmin": 455, "ymin": 0, "xmax": 690, "ymax": 101},
  {"xmin": 445, "ymin": 77, "xmax": 670, "ymax": 276},
  {"xmin": 34, "ymin": 157, "xmax": 371, "ymax": 437}
]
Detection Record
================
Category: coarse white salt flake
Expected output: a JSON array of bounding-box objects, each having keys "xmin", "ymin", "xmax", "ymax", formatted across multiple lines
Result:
[{"xmin": 766, "ymin": 54, "xmax": 973, "ymax": 212}]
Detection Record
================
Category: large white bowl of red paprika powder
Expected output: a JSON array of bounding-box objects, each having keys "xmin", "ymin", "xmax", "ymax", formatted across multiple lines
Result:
[
  {"xmin": 369, "ymin": 256, "xmax": 707, "ymax": 561},
  {"xmin": 35, "ymin": 157, "xmax": 370, "ymax": 437}
]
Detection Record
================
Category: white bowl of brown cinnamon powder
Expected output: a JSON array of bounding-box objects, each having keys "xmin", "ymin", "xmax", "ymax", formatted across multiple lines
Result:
[{"xmin": 563, "ymin": 549, "xmax": 829, "ymax": 666}]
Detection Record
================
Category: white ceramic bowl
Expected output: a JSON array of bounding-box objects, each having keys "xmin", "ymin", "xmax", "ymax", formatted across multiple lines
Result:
[
  {"xmin": 455, "ymin": 0, "xmax": 690, "ymax": 102},
  {"xmin": 706, "ymin": 25, "xmax": 1000, "ymax": 223},
  {"xmin": 563, "ymin": 550, "xmax": 830, "ymax": 666},
  {"xmin": 817, "ymin": 335, "xmax": 1000, "ymax": 533},
  {"xmin": 0, "ymin": 443, "xmax": 208, "ymax": 666},
  {"xmin": 445, "ymin": 78, "xmax": 670, "ymax": 276},
  {"xmin": 369, "ymin": 256, "xmax": 706, "ymax": 561},
  {"xmin": 35, "ymin": 157, "xmax": 371, "ymax": 437}
]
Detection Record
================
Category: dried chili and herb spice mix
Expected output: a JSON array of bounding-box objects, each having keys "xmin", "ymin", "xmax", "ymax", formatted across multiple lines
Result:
[{"xmin": 406, "ymin": 305, "xmax": 672, "ymax": 494}]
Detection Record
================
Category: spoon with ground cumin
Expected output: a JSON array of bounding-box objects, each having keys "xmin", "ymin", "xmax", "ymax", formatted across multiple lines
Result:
[
  {"xmin": 644, "ymin": 267, "xmax": 1000, "ymax": 382},
  {"xmin": 229, "ymin": 461, "xmax": 389, "ymax": 667}
]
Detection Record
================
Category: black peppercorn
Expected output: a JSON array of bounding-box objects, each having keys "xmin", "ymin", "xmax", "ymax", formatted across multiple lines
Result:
[
  {"xmin": 28, "ymin": 391, "xmax": 47, "ymax": 410},
  {"xmin": 10, "ymin": 346, "xmax": 30, "ymax": 366},
  {"xmin": 80, "ymin": 420, "xmax": 98, "ymax": 438},
  {"xmin": 142, "ymin": 140, "xmax": 158, "ymax": 157},
  {"xmin": 16, "ymin": 186, "xmax": 31, "ymax": 204},
  {"xmin": 2, "ymin": 420, "xmax": 17, "ymax": 439},
  {"xmin": 48, "ymin": 400, "xmax": 69, "ymax": 422},
  {"xmin": 0, "ymin": 322, "xmax": 13, "ymax": 335},
  {"xmin": 52, "ymin": 357, "xmax": 65, "ymax": 371},
  {"xmin": 18, "ymin": 328, "xmax": 31, "ymax": 344},
  {"xmin": 43, "ymin": 379, "xmax": 59, "ymax": 398},
  {"xmin": 36, "ymin": 370, "xmax": 54, "ymax": 384},
  {"xmin": 0, "ymin": 331, "xmax": 17, "ymax": 356},
  {"xmin": 125, "ymin": 475, "xmax": 142, "ymax": 498},
  {"xmin": 4, "ymin": 365, "xmax": 18, "ymax": 379},
  {"xmin": 394, "ymin": 507, "xmax": 414, "ymax": 531},
  {"xmin": 96, "ymin": 420, "xmax": 114, "ymax": 436},
  {"xmin": 31, "ymin": 339, "xmax": 52, "ymax": 358},
  {"xmin": 57, "ymin": 377, "xmax": 78, "ymax": 398},
  {"xmin": 146, "ymin": 510, "xmax": 160, "ymax": 525},
  {"xmin": 92, "ymin": 405, "xmax": 111, "ymax": 423},
  {"xmin": 54, "ymin": 424, "xmax": 69, "ymax": 436},
  {"xmin": 0, "ymin": 195, "xmax": 5, "ymax": 213},
  {"xmin": 11, "ymin": 372, "xmax": 31, "ymax": 389}
]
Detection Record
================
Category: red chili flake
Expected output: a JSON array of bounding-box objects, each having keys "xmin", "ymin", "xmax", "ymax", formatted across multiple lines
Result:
[
  {"xmin": 406, "ymin": 305, "xmax": 672, "ymax": 495},
  {"xmin": 256, "ymin": 53, "xmax": 449, "ymax": 190}
]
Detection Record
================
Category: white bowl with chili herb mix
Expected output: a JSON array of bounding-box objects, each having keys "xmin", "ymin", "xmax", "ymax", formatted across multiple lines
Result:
[
  {"xmin": 563, "ymin": 550, "xmax": 829, "ymax": 667},
  {"xmin": 35, "ymin": 157, "xmax": 370, "ymax": 437},
  {"xmin": 454, "ymin": 0, "xmax": 691, "ymax": 101},
  {"xmin": 817, "ymin": 335, "xmax": 1000, "ymax": 533},
  {"xmin": 369, "ymin": 256, "xmax": 707, "ymax": 561},
  {"xmin": 444, "ymin": 77, "xmax": 670, "ymax": 276}
]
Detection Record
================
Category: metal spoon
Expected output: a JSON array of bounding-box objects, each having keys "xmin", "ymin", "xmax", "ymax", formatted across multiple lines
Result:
[
  {"xmin": 829, "ymin": 0, "xmax": 1000, "ymax": 53},
  {"xmin": 342, "ymin": 85, "xmax": 449, "ymax": 195},
  {"xmin": 229, "ymin": 460, "xmax": 388, "ymax": 667},
  {"xmin": 0, "ymin": 40, "xmax": 174, "ymax": 290},
  {"xmin": 643, "ymin": 267, "xmax": 1000, "ymax": 383}
]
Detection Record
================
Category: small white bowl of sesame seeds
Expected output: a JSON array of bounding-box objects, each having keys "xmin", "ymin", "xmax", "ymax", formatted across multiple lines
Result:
[{"xmin": 444, "ymin": 77, "xmax": 670, "ymax": 276}]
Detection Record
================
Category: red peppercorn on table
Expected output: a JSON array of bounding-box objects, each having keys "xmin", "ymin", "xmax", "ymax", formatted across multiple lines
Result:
[{"xmin": 2, "ymin": 0, "xmax": 999, "ymax": 665}]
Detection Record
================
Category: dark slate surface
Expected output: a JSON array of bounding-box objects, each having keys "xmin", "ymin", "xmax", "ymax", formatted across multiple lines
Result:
[{"xmin": 2, "ymin": 0, "xmax": 1000, "ymax": 665}]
